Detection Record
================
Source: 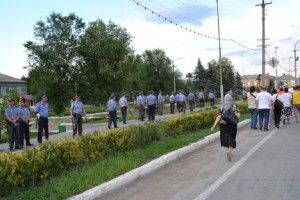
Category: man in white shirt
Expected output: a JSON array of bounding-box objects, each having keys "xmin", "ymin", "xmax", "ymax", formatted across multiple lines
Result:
[
  {"xmin": 281, "ymin": 87, "xmax": 292, "ymax": 125},
  {"xmin": 255, "ymin": 86, "xmax": 273, "ymax": 131}
]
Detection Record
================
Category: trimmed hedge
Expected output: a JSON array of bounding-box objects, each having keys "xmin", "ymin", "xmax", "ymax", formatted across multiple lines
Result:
[{"xmin": 0, "ymin": 102, "xmax": 248, "ymax": 196}]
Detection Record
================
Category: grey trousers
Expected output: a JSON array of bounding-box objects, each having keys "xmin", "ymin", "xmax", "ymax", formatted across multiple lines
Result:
[{"xmin": 8, "ymin": 124, "xmax": 20, "ymax": 149}]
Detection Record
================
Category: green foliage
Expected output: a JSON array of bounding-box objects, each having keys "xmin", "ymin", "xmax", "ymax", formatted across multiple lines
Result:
[
  {"xmin": 193, "ymin": 58, "xmax": 206, "ymax": 90},
  {"xmin": 0, "ymin": 103, "xmax": 248, "ymax": 195}
]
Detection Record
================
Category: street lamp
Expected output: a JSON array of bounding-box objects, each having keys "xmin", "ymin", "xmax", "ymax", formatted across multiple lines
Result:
[
  {"xmin": 275, "ymin": 46, "xmax": 279, "ymax": 89},
  {"xmin": 216, "ymin": 0, "xmax": 224, "ymax": 104},
  {"xmin": 293, "ymin": 39, "xmax": 300, "ymax": 85},
  {"xmin": 289, "ymin": 56, "xmax": 292, "ymax": 87},
  {"xmin": 172, "ymin": 57, "xmax": 183, "ymax": 92}
]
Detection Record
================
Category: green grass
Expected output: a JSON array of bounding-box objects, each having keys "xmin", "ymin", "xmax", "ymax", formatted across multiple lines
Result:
[{"xmin": 3, "ymin": 112, "xmax": 250, "ymax": 200}]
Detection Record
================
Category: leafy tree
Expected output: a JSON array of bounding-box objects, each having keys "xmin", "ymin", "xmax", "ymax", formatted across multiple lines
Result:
[
  {"xmin": 140, "ymin": 49, "xmax": 174, "ymax": 94},
  {"xmin": 24, "ymin": 12, "xmax": 85, "ymax": 114},
  {"xmin": 78, "ymin": 20, "xmax": 133, "ymax": 103}
]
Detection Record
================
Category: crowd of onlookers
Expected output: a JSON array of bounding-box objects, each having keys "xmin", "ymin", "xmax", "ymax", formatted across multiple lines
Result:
[{"xmin": 247, "ymin": 85, "xmax": 300, "ymax": 131}]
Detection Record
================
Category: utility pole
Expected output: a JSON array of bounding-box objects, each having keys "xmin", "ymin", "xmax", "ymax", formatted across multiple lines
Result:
[
  {"xmin": 275, "ymin": 46, "xmax": 279, "ymax": 89},
  {"xmin": 289, "ymin": 56, "xmax": 292, "ymax": 87},
  {"xmin": 216, "ymin": 0, "xmax": 223, "ymax": 105},
  {"xmin": 256, "ymin": 0, "xmax": 272, "ymax": 87},
  {"xmin": 293, "ymin": 39, "xmax": 300, "ymax": 85}
]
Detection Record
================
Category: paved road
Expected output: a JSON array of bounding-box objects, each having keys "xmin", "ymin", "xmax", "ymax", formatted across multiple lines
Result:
[{"xmin": 100, "ymin": 122, "xmax": 300, "ymax": 200}]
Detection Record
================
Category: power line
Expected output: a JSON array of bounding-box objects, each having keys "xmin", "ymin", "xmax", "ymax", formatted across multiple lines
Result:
[{"xmin": 131, "ymin": 0, "xmax": 259, "ymax": 51}]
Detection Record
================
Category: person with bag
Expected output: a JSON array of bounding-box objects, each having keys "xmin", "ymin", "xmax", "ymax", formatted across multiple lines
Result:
[
  {"xmin": 271, "ymin": 89, "xmax": 283, "ymax": 128},
  {"xmin": 292, "ymin": 85, "xmax": 300, "ymax": 123},
  {"xmin": 211, "ymin": 91, "xmax": 240, "ymax": 162},
  {"xmin": 247, "ymin": 86, "xmax": 258, "ymax": 129},
  {"xmin": 281, "ymin": 87, "xmax": 292, "ymax": 125}
]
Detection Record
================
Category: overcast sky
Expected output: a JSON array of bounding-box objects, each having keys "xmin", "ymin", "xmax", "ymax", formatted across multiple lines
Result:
[{"xmin": 0, "ymin": 0, "xmax": 299, "ymax": 79}]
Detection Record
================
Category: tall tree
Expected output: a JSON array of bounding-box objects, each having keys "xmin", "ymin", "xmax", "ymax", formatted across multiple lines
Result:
[
  {"xmin": 193, "ymin": 58, "xmax": 206, "ymax": 90},
  {"xmin": 234, "ymin": 71, "xmax": 244, "ymax": 95},
  {"xmin": 24, "ymin": 12, "xmax": 85, "ymax": 114},
  {"xmin": 78, "ymin": 20, "xmax": 133, "ymax": 103},
  {"xmin": 140, "ymin": 49, "xmax": 175, "ymax": 94}
]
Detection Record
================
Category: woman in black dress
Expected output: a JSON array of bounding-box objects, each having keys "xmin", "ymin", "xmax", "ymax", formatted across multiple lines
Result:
[{"xmin": 211, "ymin": 91, "xmax": 241, "ymax": 162}]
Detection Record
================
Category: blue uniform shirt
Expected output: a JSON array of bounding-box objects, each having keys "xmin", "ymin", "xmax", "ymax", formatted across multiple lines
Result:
[
  {"xmin": 198, "ymin": 92, "xmax": 204, "ymax": 99},
  {"xmin": 119, "ymin": 97, "xmax": 127, "ymax": 107},
  {"xmin": 179, "ymin": 93, "xmax": 186, "ymax": 102},
  {"xmin": 71, "ymin": 101, "xmax": 84, "ymax": 114},
  {"xmin": 107, "ymin": 99, "xmax": 117, "ymax": 111},
  {"xmin": 35, "ymin": 102, "xmax": 48, "ymax": 118},
  {"xmin": 19, "ymin": 106, "xmax": 30, "ymax": 120},
  {"xmin": 175, "ymin": 94, "xmax": 180, "ymax": 102},
  {"xmin": 137, "ymin": 95, "xmax": 144, "ymax": 107},
  {"xmin": 188, "ymin": 93, "xmax": 195, "ymax": 101},
  {"xmin": 147, "ymin": 94, "xmax": 156, "ymax": 105},
  {"xmin": 209, "ymin": 92, "xmax": 215, "ymax": 99},
  {"xmin": 169, "ymin": 95, "xmax": 175, "ymax": 103},
  {"xmin": 158, "ymin": 94, "xmax": 163, "ymax": 103},
  {"xmin": 5, "ymin": 106, "xmax": 20, "ymax": 121}
]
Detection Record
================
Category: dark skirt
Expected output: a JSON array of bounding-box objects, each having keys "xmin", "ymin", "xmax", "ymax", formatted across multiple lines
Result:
[{"xmin": 220, "ymin": 123, "xmax": 237, "ymax": 148}]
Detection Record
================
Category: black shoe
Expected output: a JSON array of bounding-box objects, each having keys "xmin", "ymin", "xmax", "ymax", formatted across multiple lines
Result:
[
  {"xmin": 276, "ymin": 124, "xmax": 280, "ymax": 129},
  {"xmin": 9, "ymin": 148, "xmax": 14, "ymax": 152},
  {"xmin": 114, "ymin": 126, "xmax": 118, "ymax": 128},
  {"xmin": 108, "ymin": 126, "xmax": 111, "ymax": 129},
  {"xmin": 15, "ymin": 147, "xmax": 22, "ymax": 150},
  {"xmin": 26, "ymin": 143, "xmax": 34, "ymax": 146},
  {"xmin": 264, "ymin": 128, "xmax": 269, "ymax": 131},
  {"xmin": 259, "ymin": 127, "xmax": 263, "ymax": 131}
]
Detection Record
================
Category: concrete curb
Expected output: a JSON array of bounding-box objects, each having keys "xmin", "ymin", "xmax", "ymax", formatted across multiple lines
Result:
[{"xmin": 68, "ymin": 119, "xmax": 250, "ymax": 200}]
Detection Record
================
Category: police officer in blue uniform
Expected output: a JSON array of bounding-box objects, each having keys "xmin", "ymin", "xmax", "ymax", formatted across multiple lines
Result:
[
  {"xmin": 158, "ymin": 90, "xmax": 164, "ymax": 115},
  {"xmin": 119, "ymin": 93, "xmax": 128, "ymax": 124},
  {"xmin": 5, "ymin": 98, "xmax": 20, "ymax": 151},
  {"xmin": 198, "ymin": 91, "xmax": 205, "ymax": 108},
  {"xmin": 137, "ymin": 91, "xmax": 145, "ymax": 121},
  {"xmin": 35, "ymin": 94, "xmax": 49, "ymax": 144},
  {"xmin": 70, "ymin": 94, "xmax": 87, "ymax": 138},
  {"xmin": 107, "ymin": 93, "xmax": 118, "ymax": 129},
  {"xmin": 179, "ymin": 90, "xmax": 186, "ymax": 114},
  {"xmin": 146, "ymin": 90, "xmax": 157, "ymax": 121},
  {"xmin": 175, "ymin": 91, "xmax": 180, "ymax": 113},
  {"xmin": 188, "ymin": 91, "xmax": 195, "ymax": 112},
  {"xmin": 18, "ymin": 97, "xmax": 33, "ymax": 147},
  {"xmin": 169, "ymin": 91, "xmax": 175, "ymax": 114}
]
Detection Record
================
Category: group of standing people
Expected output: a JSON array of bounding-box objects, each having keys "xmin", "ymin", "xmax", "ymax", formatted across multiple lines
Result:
[
  {"xmin": 3, "ymin": 97, "xmax": 34, "ymax": 151},
  {"xmin": 247, "ymin": 85, "xmax": 300, "ymax": 131}
]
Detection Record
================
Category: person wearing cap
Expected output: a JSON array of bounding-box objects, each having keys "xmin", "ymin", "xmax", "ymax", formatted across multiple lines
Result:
[
  {"xmin": 5, "ymin": 98, "xmax": 21, "ymax": 151},
  {"xmin": 70, "ymin": 94, "xmax": 87, "ymax": 138},
  {"xmin": 35, "ymin": 94, "xmax": 49, "ymax": 143},
  {"xmin": 107, "ymin": 93, "xmax": 118, "ymax": 129},
  {"xmin": 146, "ymin": 90, "xmax": 157, "ymax": 121},
  {"xmin": 188, "ymin": 90, "xmax": 195, "ymax": 112},
  {"xmin": 169, "ymin": 91, "xmax": 175, "ymax": 114},
  {"xmin": 198, "ymin": 91, "xmax": 205, "ymax": 109},
  {"xmin": 178, "ymin": 90, "xmax": 186, "ymax": 114},
  {"xmin": 119, "ymin": 93, "xmax": 128, "ymax": 124},
  {"xmin": 18, "ymin": 97, "xmax": 33, "ymax": 148},
  {"xmin": 157, "ymin": 90, "xmax": 164, "ymax": 115},
  {"xmin": 137, "ymin": 91, "xmax": 145, "ymax": 121}
]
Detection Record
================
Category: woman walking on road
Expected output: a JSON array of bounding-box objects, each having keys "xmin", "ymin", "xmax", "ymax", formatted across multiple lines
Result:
[
  {"xmin": 271, "ymin": 89, "xmax": 283, "ymax": 128},
  {"xmin": 281, "ymin": 87, "xmax": 292, "ymax": 125},
  {"xmin": 247, "ymin": 86, "xmax": 258, "ymax": 129},
  {"xmin": 211, "ymin": 91, "xmax": 241, "ymax": 162}
]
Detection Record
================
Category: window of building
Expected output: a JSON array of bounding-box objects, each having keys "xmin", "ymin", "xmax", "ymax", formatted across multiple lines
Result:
[{"xmin": 1, "ymin": 87, "xmax": 7, "ymax": 96}]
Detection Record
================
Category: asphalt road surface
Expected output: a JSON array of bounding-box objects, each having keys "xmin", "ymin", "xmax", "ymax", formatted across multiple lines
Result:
[{"xmin": 100, "ymin": 122, "xmax": 300, "ymax": 200}]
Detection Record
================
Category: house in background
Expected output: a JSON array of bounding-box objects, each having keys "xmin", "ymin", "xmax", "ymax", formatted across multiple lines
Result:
[
  {"xmin": 277, "ymin": 73, "xmax": 297, "ymax": 88},
  {"xmin": 241, "ymin": 74, "xmax": 275, "ymax": 90},
  {"xmin": 0, "ymin": 73, "xmax": 27, "ymax": 97}
]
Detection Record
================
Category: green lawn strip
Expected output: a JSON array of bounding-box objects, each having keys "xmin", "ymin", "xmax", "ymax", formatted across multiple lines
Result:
[{"xmin": 4, "ymin": 112, "xmax": 250, "ymax": 200}]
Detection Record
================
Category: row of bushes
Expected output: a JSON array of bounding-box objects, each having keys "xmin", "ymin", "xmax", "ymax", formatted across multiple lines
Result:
[{"xmin": 0, "ymin": 102, "xmax": 249, "ymax": 195}]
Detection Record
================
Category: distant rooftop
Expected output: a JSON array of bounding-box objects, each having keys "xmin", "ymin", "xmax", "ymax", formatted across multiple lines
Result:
[
  {"xmin": 241, "ymin": 74, "xmax": 275, "ymax": 79},
  {"xmin": 277, "ymin": 73, "xmax": 295, "ymax": 81},
  {"xmin": 0, "ymin": 73, "xmax": 26, "ymax": 83}
]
